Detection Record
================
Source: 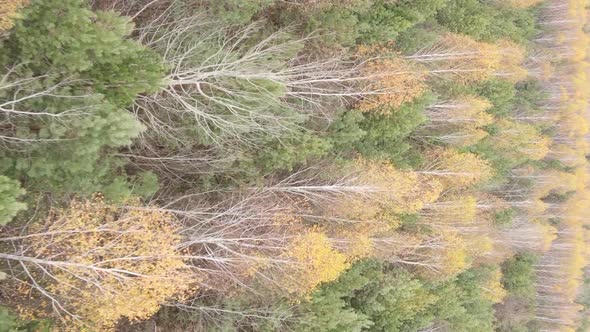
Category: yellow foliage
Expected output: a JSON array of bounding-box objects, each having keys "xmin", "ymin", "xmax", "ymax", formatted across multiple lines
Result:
[
  {"xmin": 341, "ymin": 232, "xmax": 375, "ymax": 260},
  {"xmin": 284, "ymin": 229, "xmax": 349, "ymax": 296},
  {"xmin": 426, "ymin": 195, "xmax": 478, "ymax": 224},
  {"xmin": 437, "ymin": 232, "xmax": 469, "ymax": 278},
  {"xmin": 425, "ymin": 148, "xmax": 494, "ymax": 189},
  {"xmin": 16, "ymin": 196, "xmax": 192, "ymax": 331},
  {"xmin": 0, "ymin": 0, "xmax": 27, "ymax": 32},
  {"xmin": 539, "ymin": 223, "xmax": 558, "ymax": 252},
  {"xmin": 354, "ymin": 158, "xmax": 443, "ymax": 214},
  {"xmin": 436, "ymin": 96, "xmax": 494, "ymax": 126},
  {"xmin": 413, "ymin": 33, "xmax": 526, "ymax": 83},
  {"xmin": 497, "ymin": 0, "xmax": 543, "ymax": 7},
  {"xmin": 356, "ymin": 45, "xmax": 427, "ymax": 113},
  {"xmin": 492, "ymin": 119, "xmax": 550, "ymax": 161},
  {"xmin": 447, "ymin": 127, "xmax": 489, "ymax": 148},
  {"xmin": 416, "ymin": 231, "xmax": 469, "ymax": 280},
  {"xmin": 482, "ymin": 269, "xmax": 507, "ymax": 304},
  {"xmin": 494, "ymin": 39, "xmax": 528, "ymax": 82},
  {"xmin": 466, "ymin": 235, "xmax": 495, "ymax": 258}
]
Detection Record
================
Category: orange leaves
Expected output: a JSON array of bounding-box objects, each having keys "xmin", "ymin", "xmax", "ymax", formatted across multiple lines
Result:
[
  {"xmin": 357, "ymin": 57, "xmax": 427, "ymax": 114},
  {"xmin": 355, "ymin": 34, "xmax": 528, "ymax": 114}
]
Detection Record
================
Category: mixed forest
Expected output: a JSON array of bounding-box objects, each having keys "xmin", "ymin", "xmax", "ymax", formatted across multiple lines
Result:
[{"xmin": 0, "ymin": 0, "xmax": 590, "ymax": 331}]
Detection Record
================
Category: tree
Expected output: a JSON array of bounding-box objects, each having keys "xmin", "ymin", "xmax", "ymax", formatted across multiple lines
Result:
[
  {"xmin": 501, "ymin": 253, "xmax": 538, "ymax": 300},
  {"xmin": 436, "ymin": 0, "xmax": 538, "ymax": 44},
  {"xmin": 135, "ymin": 16, "xmax": 383, "ymax": 150},
  {"xmin": 295, "ymin": 0, "xmax": 447, "ymax": 47},
  {"xmin": 353, "ymin": 0, "xmax": 449, "ymax": 44},
  {"xmin": 296, "ymin": 260, "xmax": 380, "ymax": 332},
  {"xmin": 482, "ymin": 268, "xmax": 508, "ymax": 304},
  {"xmin": 446, "ymin": 266, "xmax": 497, "ymax": 332},
  {"xmin": 407, "ymin": 33, "xmax": 527, "ymax": 83},
  {"xmin": 282, "ymin": 229, "xmax": 349, "ymax": 296},
  {"xmin": 351, "ymin": 270, "xmax": 437, "ymax": 331},
  {"xmin": 421, "ymin": 148, "xmax": 494, "ymax": 189},
  {"xmin": 0, "ymin": 196, "xmax": 192, "ymax": 330},
  {"xmin": 297, "ymin": 262, "xmax": 498, "ymax": 332},
  {"xmin": 489, "ymin": 119, "xmax": 550, "ymax": 162},
  {"xmin": 354, "ymin": 93, "xmax": 432, "ymax": 166},
  {"xmin": 0, "ymin": 0, "xmax": 165, "ymax": 198},
  {"xmin": 355, "ymin": 49, "xmax": 427, "ymax": 113},
  {"xmin": 0, "ymin": 0, "xmax": 26, "ymax": 32},
  {"xmin": 0, "ymin": 176, "xmax": 26, "ymax": 225},
  {"xmin": 475, "ymin": 79, "xmax": 517, "ymax": 117},
  {"xmin": 3, "ymin": 0, "xmax": 163, "ymax": 107},
  {"xmin": 425, "ymin": 96, "xmax": 493, "ymax": 127}
]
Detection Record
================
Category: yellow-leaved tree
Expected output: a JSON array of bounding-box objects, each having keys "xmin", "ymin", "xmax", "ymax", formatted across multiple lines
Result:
[
  {"xmin": 481, "ymin": 268, "xmax": 507, "ymax": 304},
  {"xmin": 0, "ymin": 0, "xmax": 27, "ymax": 32},
  {"xmin": 421, "ymin": 148, "xmax": 494, "ymax": 189},
  {"xmin": 281, "ymin": 228, "xmax": 349, "ymax": 296},
  {"xmin": 492, "ymin": 119, "xmax": 550, "ymax": 162},
  {"xmin": 356, "ymin": 44, "xmax": 427, "ymax": 113},
  {"xmin": 407, "ymin": 33, "xmax": 527, "ymax": 83},
  {"xmin": 1, "ymin": 196, "xmax": 193, "ymax": 331}
]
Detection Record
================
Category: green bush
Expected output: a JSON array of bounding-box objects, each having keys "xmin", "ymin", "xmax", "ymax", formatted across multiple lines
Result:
[
  {"xmin": 493, "ymin": 208, "xmax": 515, "ymax": 228},
  {"xmin": 513, "ymin": 79, "xmax": 547, "ymax": 113},
  {"xmin": 198, "ymin": 0, "xmax": 275, "ymax": 25},
  {"xmin": 254, "ymin": 132, "xmax": 332, "ymax": 173}
]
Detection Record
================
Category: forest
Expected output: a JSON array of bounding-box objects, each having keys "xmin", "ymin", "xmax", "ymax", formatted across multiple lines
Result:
[{"xmin": 0, "ymin": 0, "xmax": 589, "ymax": 331}]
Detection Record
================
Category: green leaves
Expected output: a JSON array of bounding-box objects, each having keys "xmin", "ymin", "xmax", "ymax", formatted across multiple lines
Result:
[
  {"xmin": 354, "ymin": 93, "xmax": 432, "ymax": 168},
  {"xmin": 0, "ymin": 0, "xmax": 166, "ymax": 201},
  {"xmin": 297, "ymin": 261, "xmax": 498, "ymax": 332},
  {"xmin": 3, "ymin": 0, "xmax": 164, "ymax": 107},
  {"xmin": 502, "ymin": 253, "xmax": 538, "ymax": 300},
  {"xmin": 436, "ymin": 0, "xmax": 538, "ymax": 44},
  {"xmin": 0, "ymin": 176, "xmax": 26, "ymax": 225}
]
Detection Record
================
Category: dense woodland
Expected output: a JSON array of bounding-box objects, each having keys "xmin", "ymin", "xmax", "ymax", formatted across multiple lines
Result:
[{"xmin": 0, "ymin": 0, "xmax": 589, "ymax": 331}]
